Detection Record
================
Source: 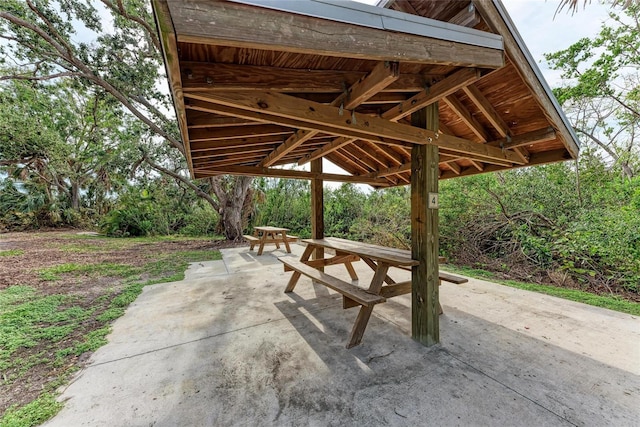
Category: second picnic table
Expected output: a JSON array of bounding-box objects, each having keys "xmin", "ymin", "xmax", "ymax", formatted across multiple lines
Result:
[{"xmin": 244, "ymin": 226, "xmax": 298, "ymax": 256}]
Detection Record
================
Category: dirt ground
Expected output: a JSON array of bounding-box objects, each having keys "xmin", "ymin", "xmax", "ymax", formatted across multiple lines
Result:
[{"xmin": 0, "ymin": 230, "xmax": 244, "ymax": 416}]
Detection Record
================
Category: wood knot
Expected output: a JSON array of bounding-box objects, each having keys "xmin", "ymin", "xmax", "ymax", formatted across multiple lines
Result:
[{"xmin": 258, "ymin": 101, "xmax": 269, "ymax": 109}]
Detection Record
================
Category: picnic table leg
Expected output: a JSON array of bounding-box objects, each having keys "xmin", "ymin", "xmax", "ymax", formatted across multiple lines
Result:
[
  {"xmin": 271, "ymin": 232, "xmax": 281, "ymax": 249},
  {"xmin": 335, "ymin": 250, "xmax": 358, "ymax": 280},
  {"xmin": 347, "ymin": 262, "xmax": 389, "ymax": 348},
  {"xmin": 282, "ymin": 231, "xmax": 292, "ymax": 253},
  {"xmin": 257, "ymin": 231, "xmax": 267, "ymax": 256},
  {"xmin": 284, "ymin": 244, "xmax": 315, "ymax": 293},
  {"xmin": 362, "ymin": 257, "xmax": 395, "ymax": 284},
  {"xmin": 344, "ymin": 262, "xmax": 358, "ymax": 280}
]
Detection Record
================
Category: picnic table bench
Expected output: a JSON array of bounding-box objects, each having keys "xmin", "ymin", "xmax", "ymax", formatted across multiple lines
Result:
[
  {"xmin": 279, "ymin": 237, "xmax": 468, "ymax": 348},
  {"xmin": 244, "ymin": 226, "xmax": 298, "ymax": 256}
]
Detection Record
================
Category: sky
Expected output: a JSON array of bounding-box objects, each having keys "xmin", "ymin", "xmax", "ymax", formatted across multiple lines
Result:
[{"xmin": 499, "ymin": 0, "xmax": 612, "ymax": 86}]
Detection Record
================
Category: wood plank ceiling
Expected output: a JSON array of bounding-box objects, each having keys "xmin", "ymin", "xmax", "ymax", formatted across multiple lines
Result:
[{"xmin": 153, "ymin": 0, "xmax": 579, "ymax": 187}]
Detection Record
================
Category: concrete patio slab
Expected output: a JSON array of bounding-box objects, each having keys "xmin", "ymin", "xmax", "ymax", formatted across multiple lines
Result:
[{"xmin": 45, "ymin": 243, "xmax": 640, "ymax": 426}]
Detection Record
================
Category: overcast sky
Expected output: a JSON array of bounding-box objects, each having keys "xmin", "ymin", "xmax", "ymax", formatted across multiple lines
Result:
[{"xmin": 502, "ymin": 0, "xmax": 612, "ymax": 85}]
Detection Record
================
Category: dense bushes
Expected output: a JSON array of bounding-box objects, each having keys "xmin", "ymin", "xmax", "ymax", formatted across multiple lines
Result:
[
  {"xmin": 251, "ymin": 160, "xmax": 639, "ymax": 298},
  {"xmin": 438, "ymin": 162, "xmax": 639, "ymax": 296},
  {"xmin": 99, "ymin": 180, "xmax": 219, "ymax": 237},
  {"xmin": 251, "ymin": 178, "xmax": 311, "ymax": 236}
]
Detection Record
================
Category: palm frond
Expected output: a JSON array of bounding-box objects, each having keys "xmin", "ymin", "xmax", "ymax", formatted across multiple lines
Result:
[{"xmin": 556, "ymin": 0, "xmax": 633, "ymax": 15}]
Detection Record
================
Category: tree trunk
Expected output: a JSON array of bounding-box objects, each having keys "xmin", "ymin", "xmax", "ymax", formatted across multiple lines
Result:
[
  {"xmin": 71, "ymin": 181, "xmax": 80, "ymax": 211},
  {"xmin": 211, "ymin": 176, "xmax": 253, "ymax": 241},
  {"xmin": 142, "ymin": 157, "xmax": 253, "ymax": 241}
]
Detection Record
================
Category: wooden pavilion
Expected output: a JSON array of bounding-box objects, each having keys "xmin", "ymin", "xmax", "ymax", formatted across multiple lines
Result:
[{"xmin": 152, "ymin": 0, "xmax": 580, "ymax": 346}]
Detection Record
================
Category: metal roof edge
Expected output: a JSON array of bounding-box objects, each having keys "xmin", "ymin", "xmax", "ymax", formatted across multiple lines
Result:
[
  {"xmin": 227, "ymin": 0, "xmax": 503, "ymax": 50},
  {"xmin": 491, "ymin": 0, "xmax": 581, "ymax": 149}
]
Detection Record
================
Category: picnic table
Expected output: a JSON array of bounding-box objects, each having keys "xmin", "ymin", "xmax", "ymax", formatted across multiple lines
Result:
[
  {"xmin": 279, "ymin": 237, "xmax": 467, "ymax": 348},
  {"xmin": 244, "ymin": 226, "xmax": 298, "ymax": 256}
]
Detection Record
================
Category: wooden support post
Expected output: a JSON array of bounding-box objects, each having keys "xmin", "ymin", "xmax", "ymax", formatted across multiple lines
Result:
[
  {"xmin": 311, "ymin": 159, "xmax": 324, "ymax": 264},
  {"xmin": 411, "ymin": 103, "xmax": 440, "ymax": 346}
]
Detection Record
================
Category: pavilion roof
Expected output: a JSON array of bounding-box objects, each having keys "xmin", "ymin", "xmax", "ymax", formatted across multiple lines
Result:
[{"xmin": 153, "ymin": 0, "xmax": 579, "ymax": 187}]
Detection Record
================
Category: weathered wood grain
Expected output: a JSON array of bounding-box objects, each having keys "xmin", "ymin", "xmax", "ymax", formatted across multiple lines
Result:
[{"xmin": 411, "ymin": 103, "xmax": 440, "ymax": 346}]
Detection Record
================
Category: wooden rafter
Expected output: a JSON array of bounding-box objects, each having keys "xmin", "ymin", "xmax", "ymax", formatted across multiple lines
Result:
[
  {"xmin": 472, "ymin": 0, "xmax": 578, "ymax": 159},
  {"xmin": 382, "ymin": 68, "xmax": 483, "ymax": 121},
  {"xmin": 446, "ymin": 161, "xmax": 462, "ymax": 175},
  {"xmin": 259, "ymin": 61, "xmax": 400, "ymax": 167},
  {"xmin": 393, "ymin": 0, "xmax": 419, "ymax": 14},
  {"xmin": 184, "ymin": 91, "xmax": 524, "ymax": 165},
  {"xmin": 440, "ymin": 148, "xmax": 572, "ymax": 180},
  {"xmin": 170, "ymin": 0, "xmax": 505, "ymax": 69},
  {"xmin": 449, "ymin": 3, "xmax": 481, "ymax": 27},
  {"xmin": 462, "ymin": 84, "xmax": 530, "ymax": 163},
  {"xmin": 189, "ymin": 134, "xmax": 329, "ymax": 153},
  {"xmin": 186, "ymin": 114, "xmax": 254, "ymax": 129},
  {"xmin": 443, "ymin": 94, "xmax": 490, "ymax": 142},
  {"xmin": 186, "ymin": 97, "xmax": 408, "ymax": 148},
  {"xmin": 299, "ymin": 137, "xmax": 354, "ymax": 165},
  {"xmin": 299, "ymin": 68, "xmax": 484, "ymax": 165},
  {"xmin": 488, "ymin": 127, "xmax": 556, "ymax": 150},
  {"xmin": 469, "ymin": 160, "xmax": 485, "ymax": 171}
]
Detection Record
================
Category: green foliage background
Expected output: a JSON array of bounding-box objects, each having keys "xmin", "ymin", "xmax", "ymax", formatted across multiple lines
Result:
[{"xmin": 249, "ymin": 161, "xmax": 639, "ymax": 297}]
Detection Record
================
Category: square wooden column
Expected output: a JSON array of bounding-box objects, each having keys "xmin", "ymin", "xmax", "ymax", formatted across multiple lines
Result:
[
  {"xmin": 311, "ymin": 158, "xmax": 324, "ymax": 261},
  {"xmin": 411, "ymin": 104, "xmax": 440, "ymax": 346}
]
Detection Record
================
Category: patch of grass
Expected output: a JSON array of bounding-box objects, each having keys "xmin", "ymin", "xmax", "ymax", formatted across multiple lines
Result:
[
  {"xmin": 445, "ymin": 265, "xmax": 640, "ymax": 316},
  {"xmin": 500, "ymin": 280, "xmax": 640, "ymax": 316},
  {"xmin": 38, "ymin": 262, "xmax": 142, "ymax": 281},
  {"xmin": 0, "ymin": 393, "xmax": 63, "ymax": 427},
  {"xmin": 0, "ymin": 291, "xmax": 96, "ymax": 374},
  {"xmin": 0, "ymin": 286, "xmax": 35, "ymax": 307},
  {"xmin": 56, "ymin": 243, "xmax": 105, "ymax": 253},
  {"xmin": 143, "ymin": 249, "xmax": 222, "ymax": 278},
  {"xmin": 55, "ymin": 326, "xmax": 111, "ymax": 360},
  {"xmin": 0, "ymin": 249, "xmax": 24, "ymax": 257},
  {"xmin": 1, "ymin": 235, "xmax": 223, "ymax": 426},
  {"xmin": 59, "ymin": 233, "xmax": 216, "ymax": 245}
]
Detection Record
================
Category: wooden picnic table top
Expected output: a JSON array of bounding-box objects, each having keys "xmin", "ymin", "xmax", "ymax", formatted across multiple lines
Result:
[
  {"xmin": 254, "ymin": 226, "xmax": 290, "ymax": 232},
  {"xmin": 302, "ymin": 237, "xmax": 419, "ymax": 267}
]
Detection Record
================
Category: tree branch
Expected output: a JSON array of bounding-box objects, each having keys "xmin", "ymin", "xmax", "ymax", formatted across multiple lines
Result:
[
  {"xmin": 0, "ymin": 8, "xmax": 186, "ymax": 156},
  {"xmin": 0, "ymin": 71, "xmax": 81, "ymax": 81},
  {"xmin": 99, "ymin": 0, "xmax": 161, "ymax": 51},
  {"xmin": 142, "ymin": 156, "xmax": 220, "ymax": 212}
]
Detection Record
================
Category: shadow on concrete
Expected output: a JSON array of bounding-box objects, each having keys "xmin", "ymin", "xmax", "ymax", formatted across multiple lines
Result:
[{"xmin": 44, "ymin": 247, "xmax": 640, "ymax": 427}]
